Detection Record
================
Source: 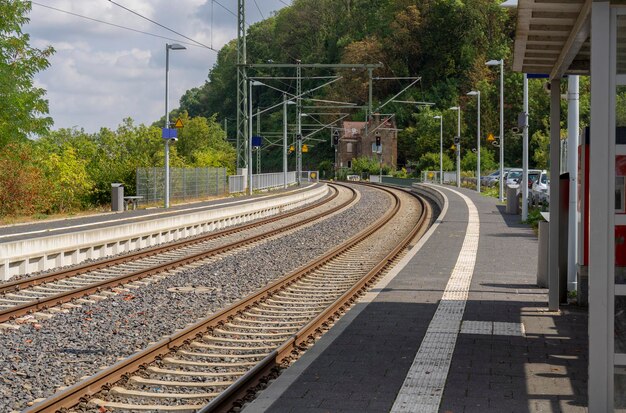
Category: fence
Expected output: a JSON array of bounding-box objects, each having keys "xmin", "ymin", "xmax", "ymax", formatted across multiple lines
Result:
[
  {"xmin": 229, "ymin": 171, "xmax": 318, "ymax": 194},
  {"xmin": 381, "ymin": 176, "xmax": 421, "ymax": 187},
  {"xmin": 421, "ymin": 171, "xmax": 459, "ymax": 185},
  {"xmin": 136, "ymin": 167, "xmax": 227, "ymax": 205}
]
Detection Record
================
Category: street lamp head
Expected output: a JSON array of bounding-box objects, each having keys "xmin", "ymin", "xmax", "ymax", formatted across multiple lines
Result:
[
  {"xmin": 250, "ymin": 80, "xmax": 264, "ymax": 86},
  {"xmin": 167, "ymin": 43, "xmax": 187, "ymax": 51},
  {"xmin": 467, "ymin": 91, "xmax": 479, "ymax": 96},
  {"xmin": 433, "ymin": 115, "xmax": 442, "ymax": 119},
  {"xmin": 449, "ymin": 106, "xmax": 460, "ymax": 111},
  {"xmin": 486, "ymin": 59, "xmax": 503, "ymax": 66}
]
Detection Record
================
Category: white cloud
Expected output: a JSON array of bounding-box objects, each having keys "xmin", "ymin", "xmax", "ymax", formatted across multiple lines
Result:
[{"xmin": 26, "ymin": 0, "xmax": 289, "ymax": 132}]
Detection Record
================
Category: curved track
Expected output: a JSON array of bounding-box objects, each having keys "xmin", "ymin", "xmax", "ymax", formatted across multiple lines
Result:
[
  {"xmin": 0, "ymin": 184, "xmax": 356, "ymax": 324},
  {"xmin": 24, "ymin": 184, "xmax": 432, "ymax": 413}
]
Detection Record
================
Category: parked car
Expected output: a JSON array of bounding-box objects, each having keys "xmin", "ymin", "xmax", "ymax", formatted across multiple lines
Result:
[
  {"xmin": 481, "ymin": 171, "xmax": 500, "ymax": 186},
  {"xmin": 506, "ymin": 168, "xmax": 523, "ymax": 187},
  {"xmin": 481, "ymin": 169, "xmax": 510, "ymax": 187},
  {"xmin": 530, "ymin": 170, "xmax": 550, "ymax": 205},
  {"xmin": 507, "ymin": 168, "xmax": 542, "ymax": 189}
]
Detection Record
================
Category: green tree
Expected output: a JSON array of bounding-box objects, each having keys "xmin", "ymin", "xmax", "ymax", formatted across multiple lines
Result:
[
  {"xmin": 416, "ymin": 152, "xmax": 454, "ymax": 173},
  {"xmin": 176, "ymin": 114, "xmax": 236, "ymax": 173},
  {"xmin": 530, "ymin": 130, "xmax": 550, "ymax": 170},
  {"xmin": 461, "ymin": 147, "xmax": 498, "ymax": 173},
  {"xmin": 0, "ymin": 142, "xmax": 49, "ymax": 216},
  {"xmin": 0, "ymin": 1, "xmax": 54, "ymax": 146},
  {"xmin": 351, "ymin": 156, "xmax": 391, "ymax": 175},
  {"xmin": 40, "ymin": 145, "xmax": 93, "ymax": 212}
]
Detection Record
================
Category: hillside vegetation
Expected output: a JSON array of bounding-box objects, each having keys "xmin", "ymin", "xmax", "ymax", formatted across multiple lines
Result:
[{"xmin": 0, "ymin": 0, "xmax": 589, "ymax": 217}]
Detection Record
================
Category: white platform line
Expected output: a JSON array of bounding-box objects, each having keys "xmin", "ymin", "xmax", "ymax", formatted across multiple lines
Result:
[{"xmin": 391, "ymin": 187, "xmax": 479, "ymax": 413}]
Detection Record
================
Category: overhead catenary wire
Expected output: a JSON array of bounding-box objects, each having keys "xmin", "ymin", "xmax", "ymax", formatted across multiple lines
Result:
[
  {"xmin": 31, "ymin": 2, "xmax": 210, "ymax": 49},
  {"xmin": 107, "ymin": 0, "xmax": 217, "ymax": 51},
  {"xmin": 253, "ymin": 0, "xmax": 265, "ymax": 19}
]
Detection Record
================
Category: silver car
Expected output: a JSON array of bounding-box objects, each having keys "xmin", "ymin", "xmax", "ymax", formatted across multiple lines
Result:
[{"xmin": 530, "ymin": 170, "xmax": 549, "ymax": 205}]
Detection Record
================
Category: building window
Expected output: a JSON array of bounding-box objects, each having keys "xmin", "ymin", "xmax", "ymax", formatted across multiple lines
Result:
[
  {"xmin": 347, "ymin": 160, "xmax": 352, "ymax": 168},
  {"xmin": 346, "ymin": 142, "xmax": 353, "ymax": 153}
]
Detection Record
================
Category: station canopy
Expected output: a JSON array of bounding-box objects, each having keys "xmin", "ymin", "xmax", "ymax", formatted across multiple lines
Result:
[{"xmin": 512, "ymin": 0, "xmax": 592, "ymax": 78}]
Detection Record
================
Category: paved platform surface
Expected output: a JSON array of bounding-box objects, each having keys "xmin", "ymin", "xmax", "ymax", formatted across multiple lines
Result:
[
  {"xmin": 243, "ymin": 185, "xmax": 588, "ymax": 413},
  {"xmin": 0, "ymin": 184, "xmax": 319, "ymax": 243}
]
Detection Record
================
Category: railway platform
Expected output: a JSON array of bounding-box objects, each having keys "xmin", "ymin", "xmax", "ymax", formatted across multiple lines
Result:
[
  {"xmin": 243, "ymin": 185, "xmax": 588, "ymax": 413},
  {"xmin": 0, "ymin": 183, "xmax": 319, "ymax": 243}
]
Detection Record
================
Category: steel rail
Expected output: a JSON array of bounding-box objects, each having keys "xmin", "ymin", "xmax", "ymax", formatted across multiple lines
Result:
[
  {"xmin": 202, "ymin": 186, "xmax": 432, "ymax": 412},
  {"xmin": 23, "ymin": 184, "xmax": 408, "ymax": 413},
  {"xmin": 0, "ymin": 185, "xmax": 354, "ymax": 324},
  {"xmin": 0, "ymin": 186, "xmax": 339, "ymax": 296}
]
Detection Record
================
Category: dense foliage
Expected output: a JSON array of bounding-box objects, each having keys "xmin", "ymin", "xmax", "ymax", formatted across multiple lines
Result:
[
  {"xmin": 179, "ymin": 0, "xmax": 588, "ymax": 176},
  {"xmin": 0, "ymin": 0, "xmax": 54, "ymax": 146},
  {"xmin": 0, "ymin": 0, "xmax": 592, "ymax": 217},
  {"xmin": 0, "ymin": 116, "xmax": 232, "ymax": 216}
]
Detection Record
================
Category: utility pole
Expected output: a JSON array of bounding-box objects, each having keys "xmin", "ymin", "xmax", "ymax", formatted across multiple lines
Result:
[
  {"xmin": 283, "ymin": 93, "xmax": 288, "ymax": 188},
  {"xmin": 236, "ymin": 0, "xmax": 247, "ymax": 173},
  {"xmin": 296, "ymin": 60, "xmax": 302, "ymax": 185},
  {"xmin": 256, "ymin": 107, "xmax": 261, "ymax": 174}
]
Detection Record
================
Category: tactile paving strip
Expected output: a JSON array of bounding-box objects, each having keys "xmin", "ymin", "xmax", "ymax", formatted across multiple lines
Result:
[
  {"xmin": 460, "ymin": 320, "xmax": 525, "ymax": 337},
  {"xmin": 391, "ymin": 188, "xmax": 479, "ymax": 413}
]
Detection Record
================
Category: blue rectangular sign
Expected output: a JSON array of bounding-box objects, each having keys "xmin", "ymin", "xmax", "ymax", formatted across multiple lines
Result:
[
  {"xmin": 252, "ymin": 136, "xmax": 262, "ymax": 147},
  {"xmin": 162, "ymin": 128, "xmax": 178, "ymax": 139}
]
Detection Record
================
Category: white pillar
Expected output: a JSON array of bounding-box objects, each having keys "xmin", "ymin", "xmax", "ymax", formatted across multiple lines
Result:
[
  {"xmin": 567, "ymin": 75, "xmax": 580, "ymax": 292},
  {"xmin": 589, "ymin": 2, "xmax": 612, "ymax": 411},
  {"xmin": 548, "ymin": 78, "xmax": 561, "ymax": 312},
  {"xmin": 522, "ymin": 74, "xmax": 529, "ymax": 221}
]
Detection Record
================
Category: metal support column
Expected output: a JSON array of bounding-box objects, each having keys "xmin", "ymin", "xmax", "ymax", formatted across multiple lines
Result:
[
  {"xmin": 283, "ymin": 94, "xmax": 288, "ymax": 188},
  {"xmin": 456, "ymin": 108, "xmax": 461, "ymax": 188},
  {"xmin": 248, "ymin": 80, "xmax": 253, "ymax": 195},
  {"xmin": 567, "ymin": 75, "xmax": 579, "ymax": 292},
  {"xmin": 256, "ymin": 107, "xmax": 261, "ymax": 174},
  {"xmin": 296, "ymin": 62, "xmax": 302, "ymax": 185},
  {"xmin": 548, "ymin": 78, "xmax": 561, "ymax": 312},
  {"xmin": 236, "ymin": 0, "xmax": 248, "ymax": 170}
]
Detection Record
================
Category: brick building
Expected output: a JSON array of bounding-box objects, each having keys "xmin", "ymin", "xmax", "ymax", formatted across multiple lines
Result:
[{"xmin": 337, "ymin": 115, "xmax": 397, "ymax": 169}]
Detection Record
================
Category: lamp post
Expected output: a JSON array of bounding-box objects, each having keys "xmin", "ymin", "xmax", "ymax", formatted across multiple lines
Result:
[
  {"xmin": 434, "ymin": 115, "xmax": 443, "ymax": 184},
  {"xmin": 486, "ymin": 59, "xmax": 505, "ymax": 201},
  {"xmin": 449, "ymin": 106, "xmax": 461, "ymax": 188},
  {"xmin": 248, "ymin": 80, "xmax": 264, "ymax": 195},
  {"xmin": 376, "ymin": 131, "xmax": 382, "ymax": 182},
  {"xmin": 467, "ymin": 90, "xmax": 481, "ymax": 193},
  {"xmin": 164, "ymin": 43, "xmax": 186, "ymax": 209}
]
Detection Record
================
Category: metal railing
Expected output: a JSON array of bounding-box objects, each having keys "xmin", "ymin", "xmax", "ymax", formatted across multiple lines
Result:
[
  {"xmin": 228, "ymin": 171, "xmax": 318, "ymax": 194},
  {"xmin": 136, "ymin": 167, "xmax": 227, "ymax": 205}
]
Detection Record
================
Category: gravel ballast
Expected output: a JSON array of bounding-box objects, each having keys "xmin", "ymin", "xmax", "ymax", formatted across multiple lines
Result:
[{"xmin": 0, "ymin": 184, "xmax": 391, "ymax": 412}]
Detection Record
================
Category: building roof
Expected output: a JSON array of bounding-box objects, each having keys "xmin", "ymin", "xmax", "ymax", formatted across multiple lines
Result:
[{"xmin": 512, "ymin": 0, "xmax": 590, "ymax": 79}]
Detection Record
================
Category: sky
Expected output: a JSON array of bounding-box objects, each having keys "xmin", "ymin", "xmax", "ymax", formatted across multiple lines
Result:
[{"xmin": 26, "ymin": 0, "xmax": 289, "ymax": 133}]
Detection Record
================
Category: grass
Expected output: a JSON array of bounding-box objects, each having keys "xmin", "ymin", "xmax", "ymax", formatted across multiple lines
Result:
[
  {"xmin": 481, "ymin": 185, "xmax": 500, "ymax": 200},
  {"xmin": 522, "ymin": 207, "xmax": 545, "ymax": 230}
]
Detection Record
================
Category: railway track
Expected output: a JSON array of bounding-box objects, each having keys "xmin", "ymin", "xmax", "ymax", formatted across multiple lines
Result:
[
  {"xmin": 24, "ymin": 184, "xmax": 432, "ymax": 413},
  {"xmin": 0, "ymin": 184, "xmax": 356, "ymax": 325}
]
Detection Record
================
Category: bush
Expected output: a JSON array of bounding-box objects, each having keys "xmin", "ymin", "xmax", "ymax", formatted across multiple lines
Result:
[{"xmin": 0, "ymin": 143, "xmax": 50, "ymax": 216}]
